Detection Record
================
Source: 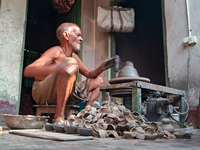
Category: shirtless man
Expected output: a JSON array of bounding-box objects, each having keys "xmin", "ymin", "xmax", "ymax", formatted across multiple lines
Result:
[{"xmin": 23, "ymin": 23, "xmax": 119, "ymax": 124}]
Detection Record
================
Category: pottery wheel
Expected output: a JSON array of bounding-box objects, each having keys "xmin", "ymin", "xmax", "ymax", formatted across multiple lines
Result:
[
  {"xmin": 109, "ymin": 77, "xmax": 150, "ymax": 84},
  {"xmin": 109, "ymin": 88, "xmax": 132, "ymax": 97}
]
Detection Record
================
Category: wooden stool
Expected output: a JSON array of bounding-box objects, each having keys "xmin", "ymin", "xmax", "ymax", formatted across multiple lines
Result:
[{"xmin": 33, "ymin": 105, "xmax": 81, "ymax": 123}]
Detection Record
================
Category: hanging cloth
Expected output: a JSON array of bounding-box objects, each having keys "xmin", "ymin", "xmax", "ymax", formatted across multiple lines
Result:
[{"xmin": 52, "ymin": 0, "xmax": 76, "ymax": 14}]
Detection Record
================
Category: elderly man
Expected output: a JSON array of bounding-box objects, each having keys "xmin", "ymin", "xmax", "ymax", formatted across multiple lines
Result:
[{"xmin": 24, "ymin": 23, "xmax": 119, "ymax": 124}]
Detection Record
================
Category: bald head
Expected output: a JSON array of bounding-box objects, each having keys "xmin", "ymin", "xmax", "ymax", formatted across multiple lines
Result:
[{"xmin": 56, "ymin": 23, "xmax": 80, "ymax": 42}]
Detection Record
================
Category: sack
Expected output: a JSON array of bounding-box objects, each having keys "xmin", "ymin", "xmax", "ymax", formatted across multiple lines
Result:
[{"xmin": 97, "ymin": 6, "xmax": 135, "ymax": 33}]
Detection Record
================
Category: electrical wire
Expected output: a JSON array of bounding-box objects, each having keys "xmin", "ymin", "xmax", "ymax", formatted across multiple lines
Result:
[{"xmin": 173, "ymin": 99, "xmax": 190, "ymax": 115}]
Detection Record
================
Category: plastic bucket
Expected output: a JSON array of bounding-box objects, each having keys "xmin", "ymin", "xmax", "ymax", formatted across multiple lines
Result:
[{"xmin": 170, "ymin": 113, "xmax": 180, "ymax": 122}]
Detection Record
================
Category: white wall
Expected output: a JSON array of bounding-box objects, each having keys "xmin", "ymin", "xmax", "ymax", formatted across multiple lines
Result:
[
  {"xmin": 0, "ymin": 0, "xmax": 27, "ymax": 118},
  {"xmin": 165, "ymin": 0, "xmax": 200, "ymax": 109}
]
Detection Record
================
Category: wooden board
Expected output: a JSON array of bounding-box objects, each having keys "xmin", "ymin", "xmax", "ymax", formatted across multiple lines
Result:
[{"xmin": 9, "ymin": 129, "xmax": 93, "ymax": 141}]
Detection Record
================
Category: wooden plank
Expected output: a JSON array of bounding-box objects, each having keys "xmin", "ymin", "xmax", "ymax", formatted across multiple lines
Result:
[
  {"xmin": 33, "ymin": 105, "xmax": 81, "ymax": 108},
  {"xmin": 136, "ymin": 81, "xmax": 185, "ymax": 96},
  {"xmin": 9, "ymin": 129, "xmax": 93, "ymax": 141},
  {"xmin": 100, "ymin": 82, "xmax": 136, "ymax": 91}
]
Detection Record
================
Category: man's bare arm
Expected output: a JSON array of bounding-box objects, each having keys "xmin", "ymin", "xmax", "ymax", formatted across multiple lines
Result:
[
  {"xmin": 23, "ymin": 47, "xmax": 60, "ymax": 77},
  {"xmin": 72, "ymin": 53, "xmax": 120, "ymax": 78}
]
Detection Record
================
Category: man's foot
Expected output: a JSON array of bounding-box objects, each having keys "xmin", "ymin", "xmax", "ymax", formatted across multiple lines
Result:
[{"xmin": 54, "ymin": 118, "xmax": 67, "ymax": 125}]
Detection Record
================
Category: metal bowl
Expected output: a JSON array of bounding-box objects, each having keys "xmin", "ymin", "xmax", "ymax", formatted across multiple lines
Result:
[{"xmin": 3, "ymin": 114, "xmax": 49, "ymax": 129}]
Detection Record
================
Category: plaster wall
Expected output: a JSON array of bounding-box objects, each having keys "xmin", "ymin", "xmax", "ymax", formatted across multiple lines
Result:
[
  {"xmin": 81, "ymin": 0, "xmax": 95, "ymax": 75},
  {"xmin": 164, "ymin": 0, "xmax": 200, "ymax": 109},
  {"xmin": 81, "ymin": 0, "xmax": 110, "ymax": 85},
  {"xmin": 0, "ymin": 0, "xmax": 27, "ymax": 118}
]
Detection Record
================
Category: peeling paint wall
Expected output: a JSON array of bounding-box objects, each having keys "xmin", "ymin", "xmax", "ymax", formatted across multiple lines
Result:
[
  {"xmin": 0, "ymin": 0, "xmax": 27, "ymax": 119},
  {"xmin": 165, "ymin": 0, "xmax": 200, "ymax": 109}
]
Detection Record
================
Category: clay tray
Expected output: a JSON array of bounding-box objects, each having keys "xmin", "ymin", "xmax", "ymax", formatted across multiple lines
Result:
[{"xmin": 109, "ymin": 77, "xmax": 150, "ymax": 84}]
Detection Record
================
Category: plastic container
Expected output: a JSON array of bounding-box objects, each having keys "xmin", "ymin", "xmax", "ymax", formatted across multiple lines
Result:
[{"xmin": 170, "ymin": 113, "xmax": 179, "ymax": 122}]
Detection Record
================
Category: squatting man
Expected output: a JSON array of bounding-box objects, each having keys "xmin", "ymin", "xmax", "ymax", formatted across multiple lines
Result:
[{"xmin": 24, "ymin": 22, "xmax": 119, "ymax": 124}]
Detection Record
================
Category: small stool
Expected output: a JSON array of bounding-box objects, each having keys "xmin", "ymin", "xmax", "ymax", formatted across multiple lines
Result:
[{"xmin": 33, "ymin": 105, "xmax": 81, "ymax": 123}]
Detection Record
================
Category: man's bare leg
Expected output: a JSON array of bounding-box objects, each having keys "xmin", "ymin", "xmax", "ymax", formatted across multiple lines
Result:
[
  {"xmin": 54, "ymin": 73, "xmax": 77, "ymax": 123},
  {"xmin": 86, "ymin": 76, "xmax": 104, "ymax": 106}
]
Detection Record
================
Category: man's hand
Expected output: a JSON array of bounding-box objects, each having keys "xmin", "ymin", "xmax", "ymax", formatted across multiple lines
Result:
[{"xmin": 103, "ymin": 55, "xmax": 120, "ymax": 70}]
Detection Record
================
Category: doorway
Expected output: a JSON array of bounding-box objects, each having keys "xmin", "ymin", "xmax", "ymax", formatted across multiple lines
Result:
[
  {"xmin": 19, "ymin": 0, "xmax": 82, "ymax": 115},
  {"xmin": 114, "ymin": 0, "xmax": 165, "ymax": 86}
]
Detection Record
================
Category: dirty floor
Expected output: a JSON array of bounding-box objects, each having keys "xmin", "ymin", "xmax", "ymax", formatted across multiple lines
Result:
[{"xmin": 1, "ymin": 121, "xmax": 200, "ymax": 150}]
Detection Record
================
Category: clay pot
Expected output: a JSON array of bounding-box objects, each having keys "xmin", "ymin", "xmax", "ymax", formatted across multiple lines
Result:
[
  {"xmin": 52, "ymin": 124, "xmax": 65, "ymax": 133},
  {"xmin": 92, "ymin": 101, "xmax": 101, "ymax": 109},
  {"xmin": 124, "ymin": 131, "xmax": 136, "ymax": 139},
  {"xmin": 106, "ymin": 118, "xmax": 115, "ymax": 125},
  {"xmin": 45, "ymin": 123, "xmax": 54, "ymax": 131},
  {"xmin": 72, "ymin": 119, "xmax": 83, "ymax": 126},
  {"xmin": 99, "ymin": 122, "xmax": 108, "ymax": 130},
  {"xmin": 93, "ymin": 123, "xmax": 100, "ymax": 133},
  {"xmin": 93, "ymin": 113, "xmax": 101, "ymax": 123},
  {"xmin": 64, "ymin": 125, "xmax": 79, "ymax": 134},
  {"xmin": 149, "ymin": 122, "xmax": 158, "ymax": 131},
  {"xmin": 157, "ymin": 132, "xmax": 164, "ymax": 138},
  {"xmin": 145, "ymin": 133, "xmax": 158, "ymax": 140},
  {"xmin": 99, "ymin": 129, "xmax": 108, "ymax": 138},
  {"xmin": 123, "ymin": 109, "xmax": 131, "ymax": 116},
  {"xmin": 84, "ymin": 105, "xmax": 91, "ymax": 111},
  {"xmin": 77, "ymin": 127, "xmax": 93, "ymax": 136},
  {"xmin": 118, "ymin": 61, "xmax": 139, "ymax": 77},
  {"xmin": 101, "ymin": 101, "xmax": 109, "ymax": 107},
  {"xmin": 106, "ymin": 124, "xmax": 116, "ymax": 130},
  {"xmin": 118, "ymin": 105, "xmax": 126, "ymax": 111},
  {"xmin": 161, "ymin": 118, "xmax": 175, "ymax": 134},
  {"xmin": 136, "ymin": 133, "xmax": 145, "ymax": 140},
  {"xmin": 116, "ymin": 122, "xmax": 127, "ymax": 131},
  {"xmin": 107, "ymin": 130, "xmax": 120, "ymax": 139},
  {"xmin": 100, "ymin": 107, "xmax": 111, "ymax": 113},
  {"xmin": 124, "ymin": 114, "xmax": 134, "ymax": 122},
  {"xmin": 126, "ymin": 120, "xmax": 139, "ymax": 130},
  {"xmin": 145, "ymin": 128, "xmax": 155, "ymax": 134},
  {"xmin": 90, "ymin": 107, "xmax": 97, "ymax": 112},
  {"xmin": 107, "ymin": 113, "xmax": 117, "ymax": 119},
  {"xmin": 92, "ymin": 130, "xmax": 100, "ymax": 138},
  {"xmin": 83, "ymin": 120, "xmax": 92, "ymax": 128},
  {"xmin": 140, "ymin": 122, "xmax": 147, "ymax": 129},
  {"xmin": 67, "ymin": 115, "xmax": 76, "ymax": 120},
  {"xmin": 111, "ymin": 106, "xmax": 119, "ymax": 112},
  {"xmin": 174, "ymin": 132, "xmax": 185, "ymax": 139},
  {"xmin": 83, "ymin": 112, "xmax": 92, "ymax": 121},
  {"xmin": 77, "ymin": 110, "xmax": 85, "ymax": 119},
  {"xmin": 157, "ymin": 126, "xmax": 164, "ymax": 133},
  {"xmin": 130, "ymin": 126, "xmax": 145, "ymax": 134}
]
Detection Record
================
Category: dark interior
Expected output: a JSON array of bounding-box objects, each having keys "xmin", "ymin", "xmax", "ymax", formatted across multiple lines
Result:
[
  {"xmin": 25, "ymin": 0, "xmax": 58, "ymax": 53},
  {"xmin": 116, "ymin": 0, "xmax": 165, "ymax": 86}
]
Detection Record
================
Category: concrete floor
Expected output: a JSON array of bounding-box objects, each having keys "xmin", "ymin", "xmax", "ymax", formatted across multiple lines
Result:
[{"xmin": 1, "ymin": 121, "xmax": 200, "ymax": 150}]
